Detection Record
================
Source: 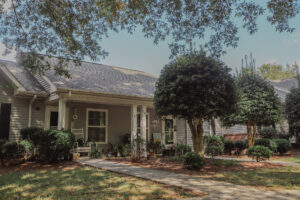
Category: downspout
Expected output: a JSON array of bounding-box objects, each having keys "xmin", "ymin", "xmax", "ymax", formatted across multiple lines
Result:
[{"xmin": 28, "ymin": 95, "xmax": 37, "ymax": 127}]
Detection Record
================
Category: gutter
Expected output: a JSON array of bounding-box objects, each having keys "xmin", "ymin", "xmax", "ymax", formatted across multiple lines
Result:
[{"xmin": 28, "ymin": 95, "xmax": 37, "ymax": 127}]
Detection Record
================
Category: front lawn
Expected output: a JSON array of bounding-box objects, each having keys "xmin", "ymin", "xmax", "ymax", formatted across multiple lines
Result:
[
  {"xmin": 272, "ymin": 157, "xmax": 300, "ymax": 163},
  {"xmin": 211, "ymin": 166, "xmax": 300, "ymax": 190},
  {"xmin": 0, "ymin": 162, "xmax": 202, "ymax": 200}
]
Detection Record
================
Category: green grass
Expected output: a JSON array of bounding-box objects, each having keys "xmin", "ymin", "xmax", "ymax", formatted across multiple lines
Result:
[
  {"xmin": 0, "ymin": 167, "xmax": 200, "ymax": 200},
  {"xmin": 273, "ymin": 157, "xmax": 300, "ymax": 163},
  {"xmin": 210, "ymin": 166, "xmax": 300, "ymax": 190},
  {"xmin": 211, "ymin": 159, "xmax": 240, "ymax": 167}
]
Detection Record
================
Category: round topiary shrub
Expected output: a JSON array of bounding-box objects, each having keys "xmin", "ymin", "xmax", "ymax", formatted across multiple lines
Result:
[
  {"xmin": 175, "ymin": 144, "xmax": 192, "ymax": 156},
  {"xmin": 274, "ymin": 139, "xmax": 292, "ymax": 155},
  {"xmin": 224, "ymin": 140, "xmax": 235, "ymax": 155},
  {"xmin": 247, "ymin": 145, "xmax": 272, "ymax": 162},
  {"xmin": 205, "ymin": 135, "xmax": 224, "ymax": 157},
  {"xmin": 234, "ymin": 140, "xmax": 248, "ymax": 155},
  {"xmin": 183, "ymin": 152, "xmax": 205, "ymax": 170},
  {"xmin": 255, "ymin": 138, "xmax": 277, "ymax": 152},
  {"xmin": 259, "ymin": 127, "xmax": 277, "ymax": 139}
]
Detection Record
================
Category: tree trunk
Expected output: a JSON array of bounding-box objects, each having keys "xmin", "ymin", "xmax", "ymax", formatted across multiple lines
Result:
[
  {"xmin": 187, "ymin": 115, "xmax": 205, "ymax": 156},
  {"xmin": 252, "ymin": 123, "xmax": 257, "ymax": 146},
  {"xmin": 247, "ymin": 122, "xmax": 252, "ymax": 147},
  {"xmin": 247, "ymin": 122, "xmax": 257, "ymax": 147}
]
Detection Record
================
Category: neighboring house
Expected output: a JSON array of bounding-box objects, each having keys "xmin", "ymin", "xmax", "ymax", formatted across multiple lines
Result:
[{"xmin": 0, "ymin": 58, "xmax": 297, "ymax": 149}]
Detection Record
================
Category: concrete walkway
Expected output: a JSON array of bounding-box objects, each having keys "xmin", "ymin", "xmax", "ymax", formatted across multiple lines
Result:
[
  {"xmin": 78, "ymin": 158, "xmax": 300, "ymax": 200},
  {"xmin": 209, "ymin": 156, "xmax": 300, "ymax": 166}
]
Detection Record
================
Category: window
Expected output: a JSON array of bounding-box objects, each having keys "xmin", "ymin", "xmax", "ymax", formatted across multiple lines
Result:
[
  {"xmin": 137, "ymin": 113, "xmax": 149, "ymax": 139},
  {"xmin": 165, "ymin": 119, "xmax": 174, "ymax": 145},
  {"xmin": 86, "ymin": 109, "xmax": 108, "ymax": 143}
]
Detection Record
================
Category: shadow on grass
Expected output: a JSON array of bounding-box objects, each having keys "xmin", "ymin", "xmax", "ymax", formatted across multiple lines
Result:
[
  {"xmin": 211, "ymin": 167, "xmax": 300, "ymax": 189},
  {"xmin": 0, "ymin": 166, "xmax": 196, "ymax": 200}
]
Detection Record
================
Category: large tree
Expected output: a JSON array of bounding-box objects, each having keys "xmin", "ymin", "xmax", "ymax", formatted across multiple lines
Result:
[
  {"xmin": 0, "ymin": 0, "xmax": 300, "ymax": 76},
  {"xmin": 286, "ymin": 87, "xmax": 300, "ymax": 143},
  {"xmin": 222, "ymin": 73, "xmax": 281, "ymax": 147},
  {"xmin": 154, "ymin": 51, "xmax": 236, "ymax": 155}
]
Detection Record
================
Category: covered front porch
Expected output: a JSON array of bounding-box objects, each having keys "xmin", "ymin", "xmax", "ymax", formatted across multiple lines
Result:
[{"xmin": 44, "ymin": 90, "xmax": 178, "ymax": 155}]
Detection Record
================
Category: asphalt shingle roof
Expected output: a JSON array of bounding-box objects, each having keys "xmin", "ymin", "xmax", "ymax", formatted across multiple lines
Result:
[
  {"xmin": 43, "ymin": 58, "xmax": 157, "ymax": 98},
  {"xmin": 0, "ymin": 60, "xmax": 47, "ymax": 94}
]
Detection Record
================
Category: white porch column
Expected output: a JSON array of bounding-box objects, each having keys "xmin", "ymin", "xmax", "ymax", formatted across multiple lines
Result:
[
  {"xmin": 58, "ymin": 98, "xmax": 66, "ymax": 130},
  {"xmin": 131, "ymin": 104, "xmax": 138, "ymax": 157},
  {"xmin": 141, "ymin": 105, "xmax": 147, "ymax": 157},
  {"xmin": 131, "ymin": 105, "xmax": 138, "ymax": 142}
]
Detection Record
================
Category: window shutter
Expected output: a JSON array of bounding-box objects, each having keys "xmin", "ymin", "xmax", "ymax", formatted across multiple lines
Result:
[{"xmin": 0, "ymin": 103, "xmax": 11, "ymax": 140}]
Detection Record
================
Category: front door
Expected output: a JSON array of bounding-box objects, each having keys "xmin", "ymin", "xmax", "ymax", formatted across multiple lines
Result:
[
  {"xmin": 162, "ymin": 117, "xmax": 176, "ymax": 146},
  {"xmin": 45, "ymin": 106, "xmax": 69, "ymax": 130}
]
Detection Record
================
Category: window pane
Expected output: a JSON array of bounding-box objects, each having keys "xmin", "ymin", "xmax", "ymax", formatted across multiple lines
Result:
[
  {"xmin": 99, "ymin": 112, "xmax": 106, "ymax": 126},
  {"xmin": 165, "ymin": 119, "xmax": 174, "ymax": 144},
  {"xmin": 88, "ymin": 127, "xmax": 105, "ymax": 142},
  {"xmin": 137, "ymin": 114, "xmax": 141, "ymax": 128},
  {"xmin": 88, "ymin": 111, "xmax": 106, "ymax": 126}
]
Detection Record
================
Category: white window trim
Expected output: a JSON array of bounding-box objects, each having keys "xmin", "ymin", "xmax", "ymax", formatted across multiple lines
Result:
[
  {"xmin": 86, "ymin": 108, "xmax": 108, "ymax": 144},
  {"xmin": 162, "ymin": 116, "xmax": 176, "ymax": 146},
  {"xmin": 137, "ymin": 112, "xmax": 150, "ymax": 140}
]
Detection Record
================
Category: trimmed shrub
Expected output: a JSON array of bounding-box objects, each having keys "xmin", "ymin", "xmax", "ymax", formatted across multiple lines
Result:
[
  {"xmin": 37, "ymin": 129, "xmax": 75, "ymax": 162},
  {"xmin": 89, "ymin": 146, "xmax": 104, "ymax": 158},
  {"xmin": 224, "ymin": 140, "xmax": 235, "ymax": 155},
  {"xmin": 19, "ymin": 140, "xmax": 34, "ymax": 154},
  {"xmin": 0, "ymin": 141, "xmax": 26, "ymax": 163},
  {"xmin": 277, "ymin": 132, "xmax": 290, "ymax": 140},
  {"xmin": 205, "ymin": 135, "xmax": 224, "ymax": 157},
  {"xmin": 274, "ymin": 139, "xmax": 292, "ymax": 155},
  {"xmin": 183, "ymin": 152, "xmax": 205, "ymax": 170},
  {"xmin": 20, "ymin": 127, "xmax": 43, "ymax": 145},
  {"xmin": 122, "ymin": 144, "xmax": 131, "ymax": 157},
  {"xmin": 259, "ymin": 127, "xmax": 277, "ymax": 139},
  {"xmin": 247, "ymin": 145, "xmax": 272, "ymax": 162},
  {"xmin": 234, "ymin": 140, "xmax": 247, "ymax": 155},
  {"xmin": 175, "ymin": 144, "xmax": 192, "ymax": 156},
  {"xmin": 255, "ymin": 138, "xmax": 277, "ymax": 152}
]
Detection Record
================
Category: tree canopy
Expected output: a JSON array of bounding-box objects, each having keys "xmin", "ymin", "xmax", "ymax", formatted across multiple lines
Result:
[
  {"xmin": 258, "ymin": 63, "xmax": 299, "ymax": 80},
  {"xmin": 222, "ymin": 73, "xmax": 281, "ymax": 146},
  {"xmin": 1, "ymin": 0, "xmax": 300, "ymax": 76},
  {"xmin": 154, "ymin": 51, "xmax": 236, "ymax": 154},
  {"xmin": 286, "ymin": 87, "xmax": 300, "ymax": 143}
]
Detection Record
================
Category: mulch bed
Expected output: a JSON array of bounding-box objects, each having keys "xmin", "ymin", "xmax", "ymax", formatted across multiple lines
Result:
[
  {"xmin": 106, "ymin": 157, "xmax": 281, "ymax": 176},
  {"xmin": 0, "ymin": 161, "xmax": 83, "ymax": 175},
  {"xmin": 221, "ymin": 147, "xmax": 300, "ymax": 160}
]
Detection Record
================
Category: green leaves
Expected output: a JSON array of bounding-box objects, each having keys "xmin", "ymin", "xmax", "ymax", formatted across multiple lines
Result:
[
  {"xmin": 1, "ymin": 0, "xmax": 300, "ymax": 75},
  {"xmin": 222, "ymin": 73, "xmax": 281, "ymax": 126},
  {"xmin": 154, "ymin": 51, "xmax": 237, "ymax": 120}
]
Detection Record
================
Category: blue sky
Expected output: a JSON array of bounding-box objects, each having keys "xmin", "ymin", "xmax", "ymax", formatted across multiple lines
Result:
[{"xmin": 1, "ymin": 9, "xmax": 300, "ymax": 77}]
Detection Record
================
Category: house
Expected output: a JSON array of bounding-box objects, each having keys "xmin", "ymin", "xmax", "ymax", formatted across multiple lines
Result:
[
  {"xmin": 0, "ymin": 57, "xmax": 297, "ymax": 150},
  {"xmin": 0, "ymin": 58, "xmax": 199, "ymax": 151}
]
